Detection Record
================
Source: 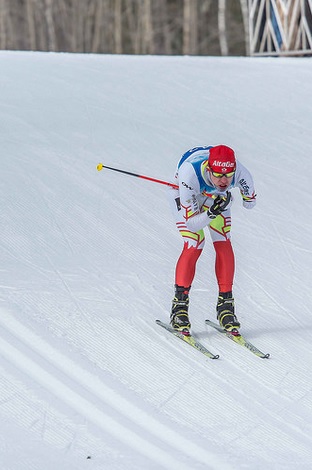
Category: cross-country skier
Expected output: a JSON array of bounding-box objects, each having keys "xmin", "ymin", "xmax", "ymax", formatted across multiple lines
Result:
[{"xmin": 168, "ymin": 145, "xmax": 256, "ymax": 334}]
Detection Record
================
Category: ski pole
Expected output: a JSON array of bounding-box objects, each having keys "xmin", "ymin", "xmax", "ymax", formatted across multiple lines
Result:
[{"xmin": 96, "ymin": 163, "xmax": 178, "ymax": 189}]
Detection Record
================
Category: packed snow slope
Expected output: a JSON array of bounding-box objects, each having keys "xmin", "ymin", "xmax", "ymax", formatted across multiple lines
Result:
[{"xmin": 1, "ymin": 51, "xmax": 312, "ymax": 470}]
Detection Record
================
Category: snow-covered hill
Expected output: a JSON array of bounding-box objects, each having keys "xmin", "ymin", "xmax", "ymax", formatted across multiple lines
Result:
[{"xmin": 1, "ymin": 51, "xmax": 312, "ymax": 470}]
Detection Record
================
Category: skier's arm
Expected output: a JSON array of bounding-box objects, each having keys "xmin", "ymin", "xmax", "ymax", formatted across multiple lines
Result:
[
  {"xmin": 178, "ymin": 163, "xmax": 213, "ymax": 232},
  {"xmin": 235, "ymin": 162, "xmax": 257, "ymax": 209}
]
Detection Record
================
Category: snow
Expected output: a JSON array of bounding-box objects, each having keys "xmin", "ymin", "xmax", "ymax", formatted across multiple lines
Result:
[{"xmin": 1, "ymin": 50, "xmax": 312, "ymax": 469}]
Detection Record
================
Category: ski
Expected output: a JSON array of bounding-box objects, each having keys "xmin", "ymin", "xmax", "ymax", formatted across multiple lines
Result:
[
  {"xmin": 156, "ymin": 319, "xmax": 219, "ymax": 359},
  {"xmin": 205, "ymin": 319, "xmax": 270, "ymax": 359}
]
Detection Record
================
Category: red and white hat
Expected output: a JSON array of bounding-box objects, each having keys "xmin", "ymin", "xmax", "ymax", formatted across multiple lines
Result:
[{"xmin": 208, "ymin": 145, "xmax": 236, "ymax": 174}]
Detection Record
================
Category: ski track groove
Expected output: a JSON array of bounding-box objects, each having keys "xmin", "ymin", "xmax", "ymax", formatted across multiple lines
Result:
[
  {"xmin": 141, "ymin": 317, "xmax": 312, "ymax": 455},
  {"xmin": 0, "ymin": 308, "xmax": 231, "ymax": 470}
]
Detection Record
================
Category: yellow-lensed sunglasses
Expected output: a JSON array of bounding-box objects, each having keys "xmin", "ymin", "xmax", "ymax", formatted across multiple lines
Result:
[{"xmin": 210, "ymin": 170, "xmax": 235, "ymax": 179}]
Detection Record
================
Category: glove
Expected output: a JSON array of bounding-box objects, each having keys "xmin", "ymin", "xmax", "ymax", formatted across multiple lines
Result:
[
  {"xmin": 207, "ymin": 192, "xmax": 232, "ymax": 219},
  {"xmin": 241, "ymin": 191, "xmax": 256, "ymax": 209}
]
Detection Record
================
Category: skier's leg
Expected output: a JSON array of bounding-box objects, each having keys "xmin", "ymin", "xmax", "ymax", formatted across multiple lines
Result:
[
  {"xmin": 213, "ymin": 239, "xmax": 235, "ymax": 292},
  {"xmin": 208, "ymin": 210, "xmax": 240, "ymax": 331},
  {"xmin": 168, "ymin": 190, "xmax": 205, "ymax": 330}
]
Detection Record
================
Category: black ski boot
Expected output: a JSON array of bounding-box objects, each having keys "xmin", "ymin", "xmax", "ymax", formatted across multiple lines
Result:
[
  {"xmin": 170, "ymin": 285, "xmax": 191, "ymax": 333},
  {"xmin": 216, "ymin": 291, "xmax": 240, "ymax": 332}
]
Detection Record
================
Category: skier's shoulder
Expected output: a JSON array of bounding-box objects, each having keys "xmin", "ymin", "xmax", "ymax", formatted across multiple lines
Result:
[
  {"xmin": 178, "ymin": 146, "xmax": 212, "ymax": 169},
  {"xmin": 178, "ymin": 160, "xmax": 200, "ymax": 190}
]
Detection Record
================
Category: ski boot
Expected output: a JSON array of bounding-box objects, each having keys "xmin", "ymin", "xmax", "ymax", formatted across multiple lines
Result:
[
  {"xmin": 170, "ymin": 285, "xmax": 191, "ymax": 335},
  {"xmin": 216, "ymin": 291, "xmax": 240, "ymax": 333}
]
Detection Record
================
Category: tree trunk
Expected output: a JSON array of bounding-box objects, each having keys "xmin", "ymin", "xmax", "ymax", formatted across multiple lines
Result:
[
  {"xmin": 142, "ymin": 0, "xmax": 154, "ymax": 54},
  {"xmin": 92, "ymin": 0, "xmax": 104, "ymax": 53},
  {"xmin": 0, "ymin": 0, "xmax": 7, "ymax": 49},
  {"xmin": 183, "ymin": 0, "xmax": 198, "ymax": 55},
  {"xmin": 218, "ymin": 0, "xmax": 228, "ymax": 56},
  {"xmin": 44, "ymin": 0, "xmax": 56, "ymax": 51},
  {"xmin": 239, "ymin": 0, "xmax": 249, "ymax": 55},
  {"xmin": 114, "ymin": 0, "xmax": 122, "ymax": 53}
]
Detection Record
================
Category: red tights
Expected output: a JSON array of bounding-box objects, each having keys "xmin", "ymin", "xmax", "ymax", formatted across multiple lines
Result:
[{"xmin": 175, "ymin": 240, "xmax": 235, "ymax": 292}]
